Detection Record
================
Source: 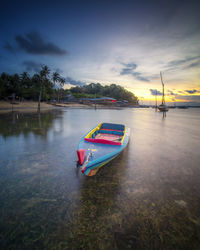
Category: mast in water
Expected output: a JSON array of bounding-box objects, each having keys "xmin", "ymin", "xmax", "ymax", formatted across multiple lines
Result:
[
  {"xmin": 160, "ymin": 71, "xmax": 165, "ymax": 105},
  {"xmin": 158, "ymin": 71, "xmax": 169, "ymax": 112},
  {"xmin": 155, "ymin": 89, "xmax": 157, "ymax": 110}
]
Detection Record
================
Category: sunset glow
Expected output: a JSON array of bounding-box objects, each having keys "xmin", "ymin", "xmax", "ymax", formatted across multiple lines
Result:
[{"xmin": 0, "ymin": 0, "xmax": 200, "ymax": 105}]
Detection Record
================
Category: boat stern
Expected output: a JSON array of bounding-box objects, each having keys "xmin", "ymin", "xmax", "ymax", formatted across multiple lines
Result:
[{"xmin": 77, "ymin": 149, "xmax": 86, "ymax": 165}]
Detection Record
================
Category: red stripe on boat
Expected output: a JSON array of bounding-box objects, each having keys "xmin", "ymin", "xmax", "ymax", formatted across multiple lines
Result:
[
  {"xmin": 77, "ymin": 149, "xmax": 86, "ymax": 165},
  {"xmin": 84, "ymin": 138, "xmax": 121, "ymax": 145}
]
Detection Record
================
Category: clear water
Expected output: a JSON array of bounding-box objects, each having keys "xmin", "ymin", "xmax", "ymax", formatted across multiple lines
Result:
[{"xmin": 0, "ymin": 108, "xmax": 200, "ymax": 249}]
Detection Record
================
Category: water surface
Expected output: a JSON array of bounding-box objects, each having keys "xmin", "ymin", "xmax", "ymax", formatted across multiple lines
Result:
[{"xmin": 0, "ymin": 108, "xmax": 200, "ymax": 249}]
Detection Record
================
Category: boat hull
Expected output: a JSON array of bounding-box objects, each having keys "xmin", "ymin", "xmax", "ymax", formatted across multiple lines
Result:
[
  {"xmin": 158, "ymin": 104, "xmax": 168, "ymax": 112},
  {"xmin": 77, "ymin": 123, "xmax": 130, "ymax": 176}
]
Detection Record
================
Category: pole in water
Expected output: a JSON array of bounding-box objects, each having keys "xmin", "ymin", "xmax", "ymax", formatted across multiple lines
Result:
[
  {"xmin": 155, "ymin": 90, "xmax": 157, "ymax": 111},
  {"xmin": 160, "ymin": 71, "xmax": 165, "ymax": 105}
]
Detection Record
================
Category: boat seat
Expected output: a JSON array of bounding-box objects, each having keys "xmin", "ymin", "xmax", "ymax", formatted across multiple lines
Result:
[
  {"xmin": 100, "ymin": 123, "xmax": 125, "ymax": 131},
  {"xmin": 99, "ymin": 129, "xmax": 123, "ymax": 136}
]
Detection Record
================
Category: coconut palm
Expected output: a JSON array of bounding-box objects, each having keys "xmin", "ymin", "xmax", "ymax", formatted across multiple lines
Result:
[
  {"xmin": 52, "ymin": 72, "xmax": 60, "ymax": 102},
  {"xmin": 59, "ymin": 77, "xmax": 65, "ymax": 102},
  {"xmin": 20, "ymin": 72, "xmax": 31, "ymax": 100},
  {"xmin": 40, "ymin": 65, "xmax": 50, "ymax": 80},
  {"xmin": 59, "ymin": 77, "xmax": 65, "ymax": 88},
  {"xmin": 38, "ymin": 65, "xmax": 50, "ymax": 111},
  {"xmin": 52, "ymin": 72, "xmax": 60, "ymax": 87},
  {"xmin": 57, "ymin": 77, "xmax": 65, "ymax": 102}
]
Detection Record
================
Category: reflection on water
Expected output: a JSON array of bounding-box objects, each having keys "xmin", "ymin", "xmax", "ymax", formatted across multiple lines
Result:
[
  {"xmin": 0, "ymin": 110, "xmax": 64, "ymax": 139},
  {"xmin": 162, "ymin": 111, "xmax": 167, "ymax": 119},
  {"xmin": 0, "ymin": 108, "xmax": 200, "ymax": 249}
]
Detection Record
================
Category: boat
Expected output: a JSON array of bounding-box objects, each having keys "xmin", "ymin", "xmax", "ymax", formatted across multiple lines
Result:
[
  {"xmin": 177, "ymin": 106, "xmax": 188, "ymax": 109},
  {"xmin": 158, "ymin": 104, "xmax": 168, "ymax": 112},
  {"xmin": 77, "ymin": 122, "xmax": 130, "ymax": 176},
  {"xmin": 158, "ymin": 72, "xmax": 169, "ymax": 112}
]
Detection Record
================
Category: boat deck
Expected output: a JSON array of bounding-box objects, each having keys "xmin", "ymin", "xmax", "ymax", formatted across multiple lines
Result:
[{"xmin": 95, "ymin": 133, "xmax": 122, "ymax": 142}]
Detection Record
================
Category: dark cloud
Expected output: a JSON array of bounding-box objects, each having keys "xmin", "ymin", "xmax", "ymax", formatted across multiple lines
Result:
[
  {"xmin": 166, "ymin": 56, "xmax": 200, "ymax": 70},
  {"xmin": 120, "ymin": 62, "xmax": 150, "ymax": 82},
  {"xmin": 132, "ymin": 72, "xmax": 150, "ymax": 82},
  {"xmin": 167, "ymin": 90, "xmax": 176, "ymax": 95},
  {"xmin": 65, "ymin": 77, "xmax": 86, "ymax": 86},
  {"xmin": 185, "ymin": 89, "xmax": 198, "ymax": 94},
  {"xmin": 167, "ymin": 57, "xmax": 196, "ymax": 67},
  {"xmin": 120, "ymin": 68, "xmax": 134, "ymax": 75},
  {"xmin": 15, "ymin": 31, "xmax": 68, "ymax": 55},
  {"xmin": 4, "ymin": 42, "xmax": 15, "ymax": 53},
  {"xmin": 185, "ymin": 60, "xmax": 200, "ymax": 69},
  {"xmin": 120, "ymin": 63, "xmax": 137, "ymax": 75},
  {"xmin": 23, "ymin": 61, "xmax": 42, "ymax": 73},
  {"xmin": 176, "ymin": 95, "xmax": 200, "ymax": 102},
  {"xmin": 150, "ymin": 89, "xmax": 162, "ymax": 96}
]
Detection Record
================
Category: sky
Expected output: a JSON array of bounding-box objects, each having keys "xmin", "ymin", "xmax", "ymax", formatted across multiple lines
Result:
[{"xmin": 0, "ymin": 0, "xmax": 200, "ymax": 104}]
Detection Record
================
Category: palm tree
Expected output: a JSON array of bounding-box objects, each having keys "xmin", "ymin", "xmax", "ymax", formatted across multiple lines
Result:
[
  {"xmin": 20, "ymin": 72, "xmax": 30, "ymax": 101},
  {"xmin": 59, "ymin": 77, "xmax": 65, "ymax": 88},
  {"xmin": 40, "ymin": 65, "xmax": 50, "ymax": 80},
  {"xmin": 57, "ymin": 77, "xmax": 65, "ymax": 102},
  {"xmin": 38, "ymin": 65, "xmax": 50, "ymax": 111},
  {"xmin": 52, "ymin": 72, "xmax": 60, "ymax": 102},
  {"xmin": 52, "ymin": 72, "xmax": 60, "ymax": 87}
]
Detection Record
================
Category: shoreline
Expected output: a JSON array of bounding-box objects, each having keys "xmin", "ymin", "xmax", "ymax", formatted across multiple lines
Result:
[
  {"xmin": 0, "ymin": 101, "xmax": 126, "ymax": 114},
  {"xmin": 0, "ymin": 101, "xmax": 58, "ymax": 114}
]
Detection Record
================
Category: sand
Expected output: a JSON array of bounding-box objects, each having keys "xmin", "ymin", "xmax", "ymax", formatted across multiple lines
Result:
[
  {"xmin": 0, "ymin": 101, "xmax": 123, "ymax": 114},
  {"xmin": 0, "ymin": 101, "xmax": 105, "ymax": 113},
  {"xmin": 0, "ymin": 101, "xmax": 57, "ymax": 114}
]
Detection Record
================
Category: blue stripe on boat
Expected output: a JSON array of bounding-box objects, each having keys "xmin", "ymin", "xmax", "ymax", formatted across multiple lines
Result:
[{"xmin": 77, "ymin": 122, "xmax": 130, "ymax": 176}]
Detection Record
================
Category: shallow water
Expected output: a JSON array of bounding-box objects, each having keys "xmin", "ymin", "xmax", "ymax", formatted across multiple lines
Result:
[{"xmin": 0, "ymin": 108, "xmax": 200, "ymax": 249}]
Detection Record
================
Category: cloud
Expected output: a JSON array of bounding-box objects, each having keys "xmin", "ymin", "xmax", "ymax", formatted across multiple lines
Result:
[
  {"xmin": 150, "ymin": 89, "xmax": 162, "ymax": 96},
  {"xmin": 120, "ymin": 63, "xmax": 137, "ymax": 75},
  {"xmin": 65, "ymin": 77, "xmax": 86, "ymax": 86},
  {"xmin": 23, "ymin": 61, "xmax": 42, "ymax": 73},
  {"xmin": 120, "ymin": 68, "xmax": 134, "ymax": 75},
  {"xmin": 120, "ymin": 62, "xmax": 150, "ymax": 82},
  {"xmin": 166, "ymin": 56, "xmax": 200, "ymax": 70},
  {"xmin": 4, "ymin": 42, "xmax": 15, "ymax": 53},
  {"xmin": 185, "ymin": 89, "xmax": 198, "ymax": 94},
  {"xmin": 176, "ymin": 95, "xmax": 200, "ymax": 102},
  {"xmin": 15, "ymin": 31, "xmax": 67, "ymax": 55},
  {"xmin": 185, "ymin": 60, "xmax": 200, "ymax": 69},
  {"xmin": 167, "ymin": 90, "xmax": 176, "ymax": 95},
  {"xmin": 132, "ymin": 72, "xmax": 150, "ymax": 82},
  {"xmin": 54, "ymin": 68, "xmax": 63, "ymax": 74}
]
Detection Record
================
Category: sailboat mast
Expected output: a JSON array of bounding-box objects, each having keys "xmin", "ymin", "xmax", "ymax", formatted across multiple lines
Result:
[
  {"xmin": 155, "ymin": 89, "xmax": 157, "ymax": 110},
  {"xmin": 160, "ymin": 71, "xmax": 165, "ymax": 105}
]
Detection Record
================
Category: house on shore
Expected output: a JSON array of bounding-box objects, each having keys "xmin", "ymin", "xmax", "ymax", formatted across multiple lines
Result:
[
  {"xmin": 79, "ymin": 97, "xmax": 116, "ymax": 105},
  {"xmin": 62, "ymin": 95, "xmax": 118, "ymax": 105}
]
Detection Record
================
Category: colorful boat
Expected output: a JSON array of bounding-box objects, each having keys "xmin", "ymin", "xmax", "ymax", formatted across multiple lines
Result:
[{"xmin": 77, "ymin": 123, "xmax": 130, "ymax": 176}]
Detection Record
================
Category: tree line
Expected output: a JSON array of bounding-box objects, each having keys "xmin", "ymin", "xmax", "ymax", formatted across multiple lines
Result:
[
  {"xmin": 70, "ymin": 83, "xmax": 138, "ymax": 104},
  {"xmin": 0, "ymin": 65, "xmax": 65, "ymax": 110},
  {"xmin": 0, "ymin": 65, "xmax": 138, "ymax": 108}
]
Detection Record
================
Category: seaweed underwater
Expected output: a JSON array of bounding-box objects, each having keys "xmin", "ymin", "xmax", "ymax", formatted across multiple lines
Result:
[{"xmin": 1, "ymin": 109, "xmax": 200, "ymax": 249}]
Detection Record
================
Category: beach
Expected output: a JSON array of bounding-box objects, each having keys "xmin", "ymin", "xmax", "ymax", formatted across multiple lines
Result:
[{"xmin": 0, "ymin": 101, "xmax": 122, "ymax": 113}]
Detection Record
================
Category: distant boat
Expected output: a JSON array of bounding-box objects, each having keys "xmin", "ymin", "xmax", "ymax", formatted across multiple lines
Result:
[
  {"xmin": 177, "ymin": 106, "xmax": 188, "ymax": 109},
  {"xmin": 158, "ymin": 72, "xmax": 169, "ymax": 112},
  {"xmin": 77, "ymin": 123, "xmax": 130, "ymax": 176}
]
